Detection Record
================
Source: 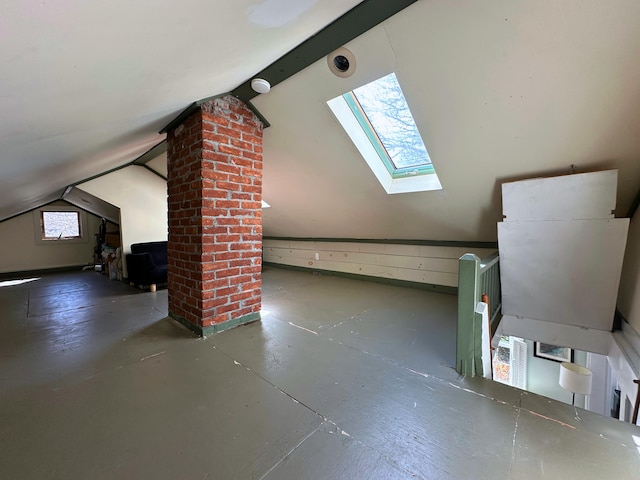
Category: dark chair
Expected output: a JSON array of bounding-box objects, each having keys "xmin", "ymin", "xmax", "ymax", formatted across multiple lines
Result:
[{"xmin": 126, "ymin": 241, "xmax": 168, "ymax": 292}]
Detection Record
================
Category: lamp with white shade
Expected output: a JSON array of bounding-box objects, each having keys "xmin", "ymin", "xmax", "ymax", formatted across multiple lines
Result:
[{"xmin": 559, "ymin": 362, "xmax": 593, "ymax": 406}]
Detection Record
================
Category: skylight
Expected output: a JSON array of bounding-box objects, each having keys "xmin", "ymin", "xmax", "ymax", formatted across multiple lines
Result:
[{"xmin": 328, "ymin": 72, "xmax": 442, "ymax": 194}]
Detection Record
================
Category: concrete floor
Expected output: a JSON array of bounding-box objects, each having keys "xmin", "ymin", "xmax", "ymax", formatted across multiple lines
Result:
[{"xmin": 1, "ymin": 267, "xmax": 640, "ymax": 479}]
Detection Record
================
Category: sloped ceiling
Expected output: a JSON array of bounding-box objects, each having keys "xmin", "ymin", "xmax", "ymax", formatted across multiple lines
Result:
[
  {"xmin": 0, "ymin": 0, "xmax": 364, "ymax": 221},
  {"xmin": 2, "ymin": 0, "xmax": 640, "ymax": 243},
  {"xmin": 257, "ymin": 0, "xmax": 640, "ymax": 241},
  {"xmin": 63, "ymin": 186, "xmax": 120, "ymax": 224}
]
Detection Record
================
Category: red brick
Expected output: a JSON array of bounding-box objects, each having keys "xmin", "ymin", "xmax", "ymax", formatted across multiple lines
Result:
[
  {"xmin": 228, "ymin": 174, "xmax": 251, "ymax": 185},
  {"xmin": 230, "ymin": 138, "xmax": 253, "ymax": 151},
  {"xmin": 200, "ymin": 244, "xmax": 229, "ymax": 255},
  {"xmin": 203, "ymin": 132, "xmax": 228, "ymax": 143},
  {"xmin": 215, "ymin": 251, "xmax": 241, "ymax": 261},
  {"xmin": 215, "ymin": 234, "xmax": 241, "ymax": 244},
  {"xmin": 231, "ymin": 122, "xmax": 257, "ymax": 135},
  {"xmin": 216, "ymin": 286, "xmax": 240, "ymax": 297},
  {"xmin": 216, "ymin": 268, "xmax": 241, "ymax": 279},
  {"xmin": 202, "ymin": 274, "xmax": 228, "ymax": 285},
  {"xmin": 217, "ymin": 217, "xmax": 241, "ymax": 226},
  {"xmin": 241, "ymin": 201, "xmax": 261, "ymax": 210},
  {"xmin": 242, "ymin": 234, "xmax": 262, "ymax": 243},
  {"xmin": 228, "ymin": 226, "xmax": 254, "ymax": 235},
  {"xmin": 230, "ymin": 259, "xmax": 252, "ymax": 268},
  {"xmin": 243, "ymin": 281, "xmax": 262, "ymax": 290},
  {"xmin": 241, "ymin": 266, "xmax": 262, "ymax": 275},
  {"xmin": 217, "ymin": 181, "xmax": 241, "ymax": 192},
  {"xmin": 234, "ymin": 307, "xmax": 253, "ymax": 317},
  {"xmin": 218, "ymin": 144, "xmax": 242, "ymax": 156},
  {"xmin": 202, "ymin": 150, "xmax": 230, "ymax": 162},
  {"xmin": 241, "ymin": 185, "xmax": 261, "ymax": 194},
  {"xmin": 201, "ymin": 170, "xmax": 229, "ymax": 181},
  {"xmin": 202, "ymin": 243, "xmax": 228, "ymax": 254},
  {"xmin": 229, "ymin": 156, "xmax": 253, "ymax": 168},
  {"xmin": 202, "ymin": 189, "xmax": 228, "ymax": 199},
  {"xmin": 230, "ymin": 192, "xmax": 252, "ymax": 201},
  {"xmin": 210, "ymin": 116, "xmax": 230, "ymax": 127},
  {"xmin": 218, "ymin": 126, "xmax": 242, "ymax": 140},
  {"xmin": 243, "ymin": 168, "xmax": 262, "ymax": 178},
  {"xmin": 230, "ymin": 291, "xmax": 255, "ymax": 302},
  {"xmin": 232, "ymin": 274, "xmax": 254, "ymax": 285},
  {"xmin": 242, "ymin": 151, "xmax": 262, "ymax": 161},
  {"xmin": 218, "ymin": 302, "xmax": 240, "ymax": 314},
  {"xmin": 215, "ymin": 163, "xmax": 241, "ymax": 175},
  {"xmin": 202, "ymin": 298, "xmax": 231, "ymax": 310},
  {"xmin": 230, "ymin": 243, "xmax": 252, "ymax": 251},
  {"xmin": 216, "ymin": 200, "xmax": 240, "ymax": 209}
]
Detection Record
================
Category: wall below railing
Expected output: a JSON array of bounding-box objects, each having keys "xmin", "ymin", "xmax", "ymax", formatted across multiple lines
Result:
[{"xmin": 263, "ymin": 238, "xmax": 496, "ymax": 291}]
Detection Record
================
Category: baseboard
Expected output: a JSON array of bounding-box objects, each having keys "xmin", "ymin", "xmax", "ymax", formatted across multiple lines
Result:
[
  {"xmin": 169, "ymin": 311, "xmax": 261, "ymax": 337},
  {"xmin": 0, "ymin": 264, "xmax": 90, "ymax": 279}
]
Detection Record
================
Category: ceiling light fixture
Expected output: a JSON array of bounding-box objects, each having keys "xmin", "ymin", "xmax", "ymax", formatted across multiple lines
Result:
[
  {"xmin": 251, "ymin": 78, "xmax": 271, "ymax": 94},
  {"xmin": 327, "ymin": 47, "xmax": 356, "ymax": 78}
]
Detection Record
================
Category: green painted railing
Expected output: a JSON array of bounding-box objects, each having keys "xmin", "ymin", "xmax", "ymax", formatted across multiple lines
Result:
[
  {"xmin": 480, "ymin": 252, "xmax": 501, "ymax": 330},
  {"xmin": 456, "ymin": 251, "xmax": 501, "ymax": 376}
]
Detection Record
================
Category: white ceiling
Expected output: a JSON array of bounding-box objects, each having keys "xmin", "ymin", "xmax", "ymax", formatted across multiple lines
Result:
[{"xmin": 0, "ymin": 0, "xmax": 363, "ymax": 220}]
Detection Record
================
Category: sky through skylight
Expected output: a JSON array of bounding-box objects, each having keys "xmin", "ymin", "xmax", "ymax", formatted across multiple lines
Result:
[{"xmin": 351, "ymin": 73, "xmax": 431, "ymax": 170}]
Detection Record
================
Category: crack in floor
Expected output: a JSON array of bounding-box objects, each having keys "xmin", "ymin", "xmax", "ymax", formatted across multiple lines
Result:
[
  {"xmin": 257, "ymin": 421, "xmax": 327, "ymax": 480},
  {"xmin": 278, "ymin": 310, "xmax": 523, "ymax": 411},
  {"xmin": 215, "ymin": 347, "xmax": 326, "ymax": 421},
  {"xmin": 215, "ymin": 343, "xmax": 431, "ymax": 479},
  {"xmin": 508, "ymin": 406, "xmax": 521, "ymax": 477}
]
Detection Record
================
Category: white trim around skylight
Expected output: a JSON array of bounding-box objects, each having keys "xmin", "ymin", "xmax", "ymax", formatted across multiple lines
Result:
[{"xmin": 327, "ymin": 95, "xmax": 442, "ymax": 194}]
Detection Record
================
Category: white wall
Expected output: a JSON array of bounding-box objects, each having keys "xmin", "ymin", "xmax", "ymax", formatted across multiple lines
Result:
[
  {"xmin": 254, "ymin": 0, "xmax": 640, "ymax": 242},
  {"xmin": 78, "ymin": 165, "xmax": 167, "ymax": 277},
  {"xmin": 524, "ymin": 339, "xmax": 589, "ymax": 408},
  {"xmin": 0, "ymin": 201, "xmax": 100, "ymax": 274},
  {"xmin": 586, "ymin": 352, "xmax": 611, "ymax": 417},
  {"xmin": 146, "ymin": 152, "xmax": 167, "ymax": 177},
  {"xmin": 263, "ymin": 239, "xmax": 495, "ymax": 288},
  {"xmin": 499, "ymin": 171, "xmax": 629, "ymax": 332},
  {"xmin": 618, "ymin": 212, "xmax": 640, "ymax": 335}
]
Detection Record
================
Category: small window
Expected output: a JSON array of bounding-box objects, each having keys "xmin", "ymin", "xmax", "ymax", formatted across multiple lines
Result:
[
  {"xmin": 328, "ymin": 72, "xmax": 442, "ymax": 194},
  {"xmin": 40, "ymin": 211, "xmax": 81, "ymax": 240}
]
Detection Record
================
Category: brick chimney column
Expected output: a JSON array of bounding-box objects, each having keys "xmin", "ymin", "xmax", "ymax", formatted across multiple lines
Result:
[{"xmin": 166, "ymin": 95, "xmax": 263, "ymax": 335}]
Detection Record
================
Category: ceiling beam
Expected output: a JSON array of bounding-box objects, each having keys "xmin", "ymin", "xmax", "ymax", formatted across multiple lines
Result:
[
  {"xmin": 132, "ymin": 141, "xmax": 167, "ymax": 166},
  {"xmin": 161, "ymin": 0, "xmax": 418, "ymax": 134},
  {"xmin": 231, "ymin": 0, "xmax": 418, "ymax": 102}
]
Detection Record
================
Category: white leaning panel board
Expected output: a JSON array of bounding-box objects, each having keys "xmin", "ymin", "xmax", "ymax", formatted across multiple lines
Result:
[
  {"xmin": 502, "ymin": 170, "xmax": 618, "ymax": 221},
  {"xmin": 498, "ymin": 218, "xmax": 629, "ymax": 330}
]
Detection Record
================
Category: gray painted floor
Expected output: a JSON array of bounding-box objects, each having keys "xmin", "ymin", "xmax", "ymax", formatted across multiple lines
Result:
[{"xmin": 1, "ymin": 267, "xmax": 639, "ymax": 479}]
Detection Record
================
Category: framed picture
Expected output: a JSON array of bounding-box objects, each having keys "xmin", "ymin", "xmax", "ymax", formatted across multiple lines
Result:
[{"xmin": 534, "ymin": 342, "xmax": 573, "ymax": 362}]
